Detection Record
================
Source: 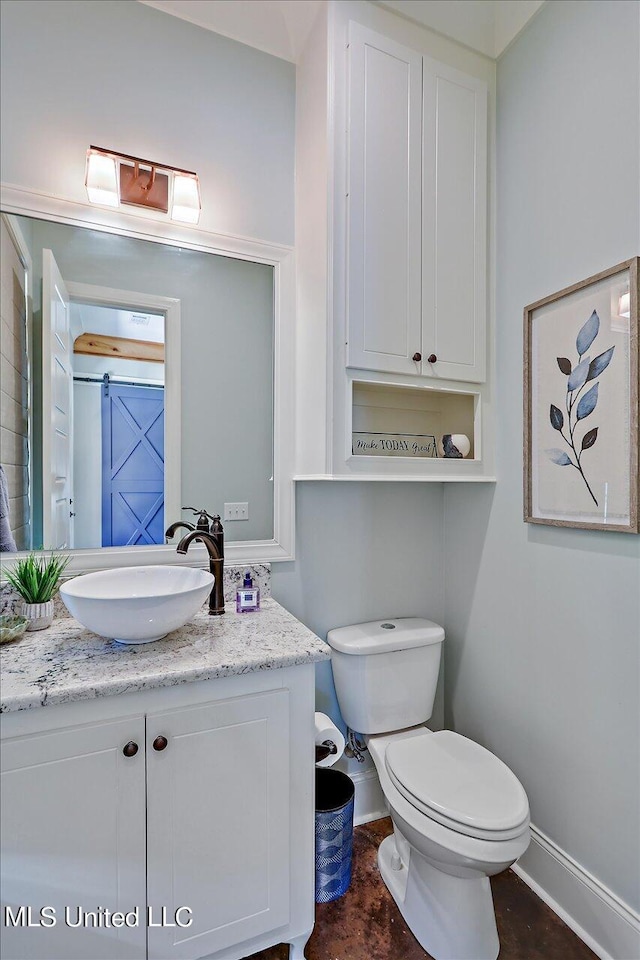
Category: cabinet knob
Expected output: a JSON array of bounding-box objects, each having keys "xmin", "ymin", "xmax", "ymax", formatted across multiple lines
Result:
[
  {"xmin": 153, "ymin": 735, "xmax": 168, "ymax": 752},
  {"xmin": 427, "ymin": 354, "xmax": 438, "ymax": 364},
  {"xmin": 412, "ymin": 352, "xmax": 422, "ymax": 362},
  {"xmin": 123, "ymin": 741, "xmax": 139, "ymax": 758}
]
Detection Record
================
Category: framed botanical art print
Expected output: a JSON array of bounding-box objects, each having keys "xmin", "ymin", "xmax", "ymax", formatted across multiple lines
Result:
[{"xmin": 524, "ymin": 257, "xmax": 639, "ymax": 533}]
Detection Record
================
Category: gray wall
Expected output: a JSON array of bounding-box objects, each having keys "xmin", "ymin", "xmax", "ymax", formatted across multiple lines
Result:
[
  {"xmin": 271, "ymin": 481, "xmax": 446, "ymax": 759},
  {"xmin": 0, "ymin": 0, "xmax": 295, "ymax": 245},
  {"xmin": 443, "ymin": 0, "xmax": 640, "ymax": 911}
]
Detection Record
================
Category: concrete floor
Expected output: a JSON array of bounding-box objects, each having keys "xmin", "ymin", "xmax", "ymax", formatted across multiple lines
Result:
[{"xmin": 250, "ymin": 817, "xmax": 598, "ymax": 960}]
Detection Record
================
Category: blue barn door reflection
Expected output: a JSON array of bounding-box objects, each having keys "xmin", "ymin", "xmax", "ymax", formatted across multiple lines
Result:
[{"xmin": 101, "ymin": 383, "xmax": 165, "ymax": 546}]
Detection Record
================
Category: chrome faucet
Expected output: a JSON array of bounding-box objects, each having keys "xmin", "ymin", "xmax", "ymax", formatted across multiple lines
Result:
[{"xmin": 175, "ymin": 529, "xmax": 225, "ymax": 616}]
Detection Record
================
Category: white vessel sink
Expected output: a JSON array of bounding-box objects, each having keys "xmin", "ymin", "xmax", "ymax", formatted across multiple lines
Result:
[{"xmin": 60, "ymin": 566, "xmax": 215, "ymax": 644}]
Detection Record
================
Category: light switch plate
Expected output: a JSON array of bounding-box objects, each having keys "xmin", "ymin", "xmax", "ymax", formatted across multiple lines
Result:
[{"xmin": 224, "ymin": 502, "xmax": 249, "ymax": 521}]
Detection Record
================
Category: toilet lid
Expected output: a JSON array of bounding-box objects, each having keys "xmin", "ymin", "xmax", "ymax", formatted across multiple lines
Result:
[{"xmin": 385, "ymin": 731, "xmax": 529, "ymax": 841}]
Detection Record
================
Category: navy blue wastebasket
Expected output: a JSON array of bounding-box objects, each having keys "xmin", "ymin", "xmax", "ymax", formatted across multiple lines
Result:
[{"xmin": 315, "ymin": 767, "xmax": 355, "ymax": 903}]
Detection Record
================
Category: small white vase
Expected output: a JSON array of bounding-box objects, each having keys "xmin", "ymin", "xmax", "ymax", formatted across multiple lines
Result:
[
  {"xmin": 439, "ymin": 434, "xmax": 471, "ymax": 458},
  {"xmin": 20, "ymin": 600, "xmax": 55, "ymax": 631}
]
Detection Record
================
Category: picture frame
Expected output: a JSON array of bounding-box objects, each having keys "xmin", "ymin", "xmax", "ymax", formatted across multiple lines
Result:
[{"xmin": 524, "ymin": 257, "xmax": 639, "ymax": 533}]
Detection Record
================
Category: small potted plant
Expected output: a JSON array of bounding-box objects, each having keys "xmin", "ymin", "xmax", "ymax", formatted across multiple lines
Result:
[{"xmin": 4, "ymin": 553, "xmax": 69, "ymax": 631}]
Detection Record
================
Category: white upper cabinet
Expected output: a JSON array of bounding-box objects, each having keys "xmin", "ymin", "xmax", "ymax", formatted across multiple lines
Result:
[
  {"xmin": 346, "ymin": 24, "xmax": 488, "ymax": 384},
  {"xmin": 294, "ymin": 4, "xmax": 495, "ymax": 480},
  {"xmin": 422, "ymin": 57, "xmax": 487, "ymax": 383},
  {"xmin": 347, "ymin": 23, "xmax": 423, "ymax": 376}
]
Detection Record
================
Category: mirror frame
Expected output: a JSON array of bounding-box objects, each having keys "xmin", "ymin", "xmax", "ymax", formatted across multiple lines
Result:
[{"xmin": 0, "ymin": 184, "xmax": 295, "ymax": 574}]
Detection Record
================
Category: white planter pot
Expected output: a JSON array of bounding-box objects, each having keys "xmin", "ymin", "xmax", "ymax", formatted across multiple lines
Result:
[{"xmin": 21, "ymin": 600, "xmax": 54, "ymax": 631}]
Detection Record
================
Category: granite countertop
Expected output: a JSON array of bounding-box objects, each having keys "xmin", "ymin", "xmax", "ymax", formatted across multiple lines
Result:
[{"xmin": 0, "ymin": 598, "xmax": 329, "ymax": 714}]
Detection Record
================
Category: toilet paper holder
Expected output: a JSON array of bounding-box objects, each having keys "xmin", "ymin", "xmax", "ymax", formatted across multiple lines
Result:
[{"xmin": 315, "ymin": 740, "xmax": 338, "ymax": 764}]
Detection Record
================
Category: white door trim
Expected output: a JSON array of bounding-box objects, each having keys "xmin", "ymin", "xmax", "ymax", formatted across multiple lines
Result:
[{"xmin": 66, "ymin": 281, "xmax": 181, "ymax": 542}]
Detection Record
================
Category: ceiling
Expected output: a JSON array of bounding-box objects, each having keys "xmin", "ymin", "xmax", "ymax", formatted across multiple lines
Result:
[
  {"xmin": 139, "ymin": 0, "xmax": 545, "ymax": 62},
  {"xmin": 374, "ymin": 1, "xmax": 545, "ymax": 58},
  {"xmin": 139, "ymin": 0, "xmax": 322, "ymax": 62}
]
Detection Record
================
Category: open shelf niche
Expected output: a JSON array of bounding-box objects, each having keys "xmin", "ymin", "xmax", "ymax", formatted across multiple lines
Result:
[{"xmin": 351, "ymin": 381, "xmax": 478, "ymax": 460}]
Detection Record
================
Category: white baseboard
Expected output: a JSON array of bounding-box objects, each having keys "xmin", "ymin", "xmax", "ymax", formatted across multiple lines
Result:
[
  {"xmin": 352, "ymin": 766, "xmax": 639, "ymax": 960},
  {"xmin": 351, "ymin": 767, "xmax": 387, "ymax": 826},
  {"xmin": 514, "ymin": 825, "xmax": 640, "ymax": 960}
]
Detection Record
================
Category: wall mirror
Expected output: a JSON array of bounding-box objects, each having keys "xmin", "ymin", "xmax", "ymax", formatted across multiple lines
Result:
[{"xmin": 0, "ymin": 190, "xmax": 294, "ymax": 572}]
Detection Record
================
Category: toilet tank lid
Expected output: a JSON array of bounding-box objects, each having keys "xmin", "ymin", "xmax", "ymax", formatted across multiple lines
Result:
[{"xmin": 326, "ymin": 618, "xmax": 444, "ymax": 655}]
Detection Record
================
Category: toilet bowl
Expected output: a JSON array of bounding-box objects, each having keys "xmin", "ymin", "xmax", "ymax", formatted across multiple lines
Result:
[
  {"xmin": 367, "ymin": 728, "xmax": 529, "ymax": 960},
  {"xmin": 326, "ymin": 619, "xmax": 530, "ymax": 960}
]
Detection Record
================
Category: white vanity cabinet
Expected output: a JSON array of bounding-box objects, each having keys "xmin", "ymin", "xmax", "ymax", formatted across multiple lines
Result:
[
  {"xmin": 1, "ymin": 715, "xmax": 148, "ymax": 960},
  {"xmin": 346, "ymin": 24, "xmax": 487, "ymax": 385},
  {"xmin": 0, "ymin": 666, "xmax": 315, "ymax": 960},
  {"xmin": 146, "ymin": 688, "xmax": 291, "ymax": 960}
]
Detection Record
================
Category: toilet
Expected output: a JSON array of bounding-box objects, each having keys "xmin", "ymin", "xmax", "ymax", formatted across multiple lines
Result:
[{"xmin": 326, "ymin": 618, "xmax": 530, "ymax": 960}]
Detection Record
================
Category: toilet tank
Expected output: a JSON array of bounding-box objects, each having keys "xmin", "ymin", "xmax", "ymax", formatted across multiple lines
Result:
[{"xmin": 326, "ymin": 618, "xmax": 444, "ymax": 735}]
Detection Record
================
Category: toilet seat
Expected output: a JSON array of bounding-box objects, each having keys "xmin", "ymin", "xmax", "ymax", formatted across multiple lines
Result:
[{"xmin": 385, "ymin": 731, "xmax": 529, "ymax": 841}]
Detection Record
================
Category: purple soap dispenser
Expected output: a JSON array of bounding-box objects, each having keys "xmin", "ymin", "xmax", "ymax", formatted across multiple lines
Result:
[{"xmin": 236, "ymin": 571, "xmax": 260, "ymax": 613}]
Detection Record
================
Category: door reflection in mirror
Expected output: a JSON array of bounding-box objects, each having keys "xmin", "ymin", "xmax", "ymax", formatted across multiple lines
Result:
[{"xmin": 71, "ymin": 300, "xmax": 166, "ymax": 548}]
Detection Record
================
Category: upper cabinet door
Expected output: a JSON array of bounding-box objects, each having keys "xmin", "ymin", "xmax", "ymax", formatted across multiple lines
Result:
[
  {"xmin": 346, "ymin": 23, "xmax": 423, "ymax": 375},
  {"xmin": 422, "ymin": 58, "xmax": 488, "ymax": 383}
]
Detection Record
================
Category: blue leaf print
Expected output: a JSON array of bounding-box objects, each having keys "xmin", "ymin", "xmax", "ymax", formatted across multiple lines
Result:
[
  {"xmin": 546, "ymin": 448, "xmax": 573, "ymax": 466},
  {"xmin": 576, "ymin": 310, "xmax": 600, "ymax": 356},
  {"xmin": 586, "ymin": 346, "xmax": 615, "ymax": 382},
  {"xmin": 567, "ymin": 357, "xmax": 590, "ymax": 391},
  {"xmin": 576, "ymin": 382, "xmax": 598, "ymax": 420},
  {"xmin": 549, "ymin": 404, "xmax": 564, "ymax": 431}
]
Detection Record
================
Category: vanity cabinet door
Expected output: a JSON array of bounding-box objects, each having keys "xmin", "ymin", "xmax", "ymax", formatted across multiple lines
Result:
[
  {"xmin": 0, "ymin": 715, "xmax": 147, "ymax": 960},
  {"xmin": 146, "ymin": 688, "xmax": 290, "ymax": 960}
]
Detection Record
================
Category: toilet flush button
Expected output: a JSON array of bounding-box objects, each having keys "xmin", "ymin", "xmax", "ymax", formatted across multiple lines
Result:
[{"xmin": 380, "ymin": 623, "xmax": 396, "ymax": 629}]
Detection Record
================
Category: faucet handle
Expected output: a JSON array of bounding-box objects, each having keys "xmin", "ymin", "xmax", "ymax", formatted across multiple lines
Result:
[
  {"xmin": 183, "ymin": 507, "xmax": 215, "ymax": 531},
  {"xmin": 210, "ymin": 514, "xmax": 224, "ymax": 558}
]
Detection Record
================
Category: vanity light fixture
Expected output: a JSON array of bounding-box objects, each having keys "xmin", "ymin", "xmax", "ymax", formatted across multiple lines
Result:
[{"xmin": 85, "ymin": 146, "xmax": 201, "ymax": 224}]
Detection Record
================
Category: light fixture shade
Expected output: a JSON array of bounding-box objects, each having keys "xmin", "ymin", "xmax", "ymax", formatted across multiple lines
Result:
[
  {"xmin": 85, "ymin": 150, "xmax": 118, "ymax": 207},
  {"xmin": 171, "ymin": 173, "xmax": 201, "ymax": 224}
]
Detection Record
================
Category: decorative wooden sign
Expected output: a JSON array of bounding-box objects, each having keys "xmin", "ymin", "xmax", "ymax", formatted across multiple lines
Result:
[{"xmin": 352, "ymin": 432, "xmax": 437, "ymax": 458}]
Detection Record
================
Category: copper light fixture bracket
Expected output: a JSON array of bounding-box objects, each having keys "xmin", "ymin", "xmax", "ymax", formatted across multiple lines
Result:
[{"xmin": 119, "ymin": 162, "xmax": 169, "ymax": 213}]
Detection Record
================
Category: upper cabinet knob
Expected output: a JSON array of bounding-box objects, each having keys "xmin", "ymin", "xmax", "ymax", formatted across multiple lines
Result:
[
  {"xmin": 123, "ymin": 741, "xmax": 138, "ymax": 758},
  {"xmin": 153, "ymin": 735, "xmax": 168, "ymax": 752},
  {"xmin": 412, "ymin": 352, "xmax": 422, "ymax": 362},
  {"xmin": 427, "ymin": 354, "xmax": 438, "ymax": 364}
]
